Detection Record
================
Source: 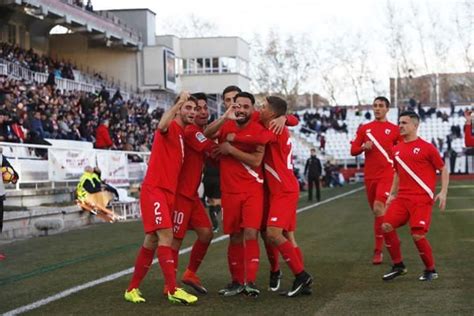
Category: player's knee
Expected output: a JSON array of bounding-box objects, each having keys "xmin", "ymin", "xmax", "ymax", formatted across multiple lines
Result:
[
  {"xmin": 372, "ymin": 201, "xmax": 385, "ymax": 216},
  {"xmin": 266, "ymin": 228, "xmax": 281, "ymax": 245},
  {"xmin": 411, "ymin": 228, "xmax": 426, "ymax": 241},
  {"xmin": 197, "ymin": 229, "xmax": 213, "ymax": 243},
  {"xmin": 157, "ymin": 228, "xmax": 173, "ymax": 246},
  {"xmin": 230, "ymin": 232, "xmax": 243, "ymax": 244},
  {"xmin": 144, "ymin": 233, "xmax": 158, "ymax": 249},
  {"xmin": 243, "ymin": 228, "xmax": 258, "ymax": 241},
  {"xmin": 381, "ymin": 223, "xmax": 393, "ymax": 233}
]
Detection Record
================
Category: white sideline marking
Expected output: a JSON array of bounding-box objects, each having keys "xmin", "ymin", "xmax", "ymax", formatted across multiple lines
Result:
[{"xmin": 4, "ymin": 186, "xmax": 364, "ymax": 315}]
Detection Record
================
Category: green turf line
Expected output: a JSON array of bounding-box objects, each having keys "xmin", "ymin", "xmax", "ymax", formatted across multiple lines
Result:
[{"xmin": 0, "ymin": 243, "xmax": 139, "ymax": 287}]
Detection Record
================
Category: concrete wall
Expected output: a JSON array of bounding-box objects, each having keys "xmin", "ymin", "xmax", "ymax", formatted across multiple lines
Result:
[
  {"xmin": 49, "ymin": 33, "xmax": 138, "ymax": 90},
  {"xmin": 142, "ymin": 45, "xmax": 165, "ymax": 88},
  {"xmin": 180, "ymin": 73, "xmax": 250, "ymax": 94},
  {"xmin": 108, "ymin": 9, "xmax": 156, "ymax": 46},
  {"xmin": 179, "ymin": 37, "xmax": 249, "ymax": 60}
]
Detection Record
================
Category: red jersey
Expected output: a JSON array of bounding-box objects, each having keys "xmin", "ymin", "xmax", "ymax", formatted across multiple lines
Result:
[
  {"xmin": 177, "ymin": 124, "xmax": 216, "ymax": 198},
  {"xmin": 142, "ymin": 120, "xmax": 184, "ymax": 194},
  {"xmin": 465, "ymin": 124, "xmax": 474, "ymax": 147},
  {"xmin": 393, "ymin": 137, "xmax": 444, "ymax": 202},
  {"xmin": 350, "ymin": 120, "xmax": 400, "ymax": 180},
  {"xmin": 219, "ymin": 120, "xmax": 266, "ymax": 193},
  {"xmin": 235, "ymin": 126, "xmax": 298, "ymax": 193}
]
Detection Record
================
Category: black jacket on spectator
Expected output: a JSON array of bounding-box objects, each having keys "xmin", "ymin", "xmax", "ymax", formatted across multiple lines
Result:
[{"xmin": 305, "ymin": 156, "xmax": 322, "ymax": 178}]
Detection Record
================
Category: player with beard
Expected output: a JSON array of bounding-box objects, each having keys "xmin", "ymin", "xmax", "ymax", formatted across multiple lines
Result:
[
  {"xmin": 226, "ymin": 96, "xmax": 313, "ymax": 297},
  {"xmin": 204, "ymin": 92, "xmax": 267, "ymax": 297}
]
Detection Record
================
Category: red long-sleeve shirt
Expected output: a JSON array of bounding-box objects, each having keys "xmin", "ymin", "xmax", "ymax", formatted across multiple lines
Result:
[
  {"xmin": 95, "ymin": 124, "xmax": 113, "ymax": 149},
  {"xmin": 465, "ymin": 124, "xmax": 474, "ymax": 147}
]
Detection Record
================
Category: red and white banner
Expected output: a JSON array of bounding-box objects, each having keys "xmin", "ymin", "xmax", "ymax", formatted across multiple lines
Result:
[
  {"xmin": 96, "ymin": 151, "xmax": 129, "ymax": 187},
  {"xmin": 48, "ymin": 149, "xmax": 96, "ymax": 181}
]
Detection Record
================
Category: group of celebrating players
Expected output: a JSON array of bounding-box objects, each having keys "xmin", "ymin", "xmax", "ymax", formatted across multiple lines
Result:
[{"xmin": 123, "ymin": 88, "xmax": 449, "ymax": 306}]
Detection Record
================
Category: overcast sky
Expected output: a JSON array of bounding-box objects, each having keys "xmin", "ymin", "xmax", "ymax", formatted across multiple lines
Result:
[{"xmin": 93, "ymin": 0, "xmax": 467, "ymax": 103}]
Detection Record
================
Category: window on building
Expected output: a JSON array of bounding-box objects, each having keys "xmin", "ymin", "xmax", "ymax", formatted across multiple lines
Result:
[
  {"xmin": 212, "ymin": 58, "xmax": 219, "ymax": 73},
  {"xmin": 204, "ymin": 58, "xmax": 212, "ymax": 73},
  {"xmin": 220, "ymin": 57, "xmax": 237, "ymax": 73},
  {"xmin": 182, "ymin": 59, "xmax": 188, "ymax": 74},
  {"xmin": 196, "ymin": 58, "xmax": 204, "ymax": 74}
]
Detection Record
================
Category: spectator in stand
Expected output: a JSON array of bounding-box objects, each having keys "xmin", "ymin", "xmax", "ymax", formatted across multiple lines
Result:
[
  {"xmin": 465, "ymin": 110, "xmax": 474, "ymax": 147},
  {"xmin": 95, "ymin": 119, "xmax": 114, "ymax": 149},
  {"xmin": 85, "ymin": 0, "xmax": 94, "ymax": 12},
  {"xmin": 319, "ymin": 133, "xmax": 326, "ymax": 152},
  {"xmin": 0, "ymin": 110, "xmax": 18, "ymax": 142}
]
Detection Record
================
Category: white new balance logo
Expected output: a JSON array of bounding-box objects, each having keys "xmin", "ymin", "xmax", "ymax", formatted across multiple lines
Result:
[{"xmin": 270, "ymin": 217, "xmax": 278, "ymax": 222}]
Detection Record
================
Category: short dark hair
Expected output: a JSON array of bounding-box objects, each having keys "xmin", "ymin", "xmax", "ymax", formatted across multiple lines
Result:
[
  {"xmin": 266, "ymin": 96, "xmax": 287, "ymax": 117},
  {"xmin": 373, "ymin": 96, "xmax": 390, "ymax": 107},
  {"xmin": 399, "ymin": 110, "xmax": 420, "ymax": 123},
  {"xmin": 192, "ymin": 92, "xmax": 207, "ymax": 102},
  {"xmin": 222, "ymin": 85, "xmax": 241, "ymax": 97},
  {"xmin": 234, "ymin": 92, "xmax": 255, "ymax": 105}
]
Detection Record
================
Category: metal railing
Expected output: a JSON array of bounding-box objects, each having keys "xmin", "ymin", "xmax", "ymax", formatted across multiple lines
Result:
[
  {"xmin": 1, "ymin": 142, "xmax": 150, "ymax": 191},
  {"xmin": 0, "ymin": 58, "xmax": 133, "ymax": 99}
]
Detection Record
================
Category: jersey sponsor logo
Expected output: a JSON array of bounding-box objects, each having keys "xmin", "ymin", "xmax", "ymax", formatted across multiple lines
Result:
[
  {"xmin": 195, "ymin": 132, "xmax": 207, "ymax": 143},
  {"xmin": 413, "ymin": 147, "xmax": 421, "ymax": 154},
  {"xmin": 385, "ymin": 129, "xmax": 391, "ymax": 135}
]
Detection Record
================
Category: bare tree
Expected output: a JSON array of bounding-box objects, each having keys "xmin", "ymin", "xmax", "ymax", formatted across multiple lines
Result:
[
  {"xmin": 454, "ymin": 0, "xmax": 474, "ymax": 72},
  {"xmin": 159, "ymin": 14, "xmax": 219, "ymax": 37},
  {"xmin": 250, "ymin": 30, "xmax": 314, "ymax": 108}
]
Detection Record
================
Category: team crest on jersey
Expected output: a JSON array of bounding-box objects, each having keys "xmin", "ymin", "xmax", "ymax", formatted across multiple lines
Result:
[
  {"xmin": 413, "ymin": 147, "xmax": 421, "ymax": 154},
  {"xmin": 385, "ymin": 129, "xmax": 391, "ymax": 135},
  {"xmin": 195, "ymin": 132, "xmax": 207, "ymax": 143}
]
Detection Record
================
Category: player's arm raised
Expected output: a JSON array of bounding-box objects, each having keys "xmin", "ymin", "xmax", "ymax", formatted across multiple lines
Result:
[
  {"xmin": 203, "ymin": 105, "xmax": 238, "ymax": 138},
  {"xmin": 434, "ymin": 166, "xmax": 449, "ymax": 211},
  {"xmin": 268, "ymin": 114, "xmax": 299, "ymax": 134},
  {"xmin": 157, "ymin": 91, "xmax": 189, "ymax": 133},
  {"xmin": 218, "ymin": 142, "xmax": 264, "ymax": 168}
]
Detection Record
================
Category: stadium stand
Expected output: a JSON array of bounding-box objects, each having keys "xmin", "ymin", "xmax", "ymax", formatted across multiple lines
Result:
[{"xmin": 292, "ymin": 104, "xmax": 474, "ymax": 175}]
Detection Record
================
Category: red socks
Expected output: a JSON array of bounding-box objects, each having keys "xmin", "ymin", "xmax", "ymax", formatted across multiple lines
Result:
[
  {"xmin": 157, "ymin": 246, "xmax": 177, "ymax": 294},
  {"xmin": 414, "ymin": 237, "xmax": 435, "ymax": 270},
  {"xmin": 294, "ymin": 246, "xmax": 305, "ymax": 267},
  {"xmin": 228, "ymin": 243, "xmax": 245, "ymax": 284},
  {"xmin": 127, "ymin": 246, "xmax": 154, "ymax": 291},
  {"xmin": 245, "ymin": 239, "xmax": 260, "ymax": 283},
  {"xmin": 374, "ymin": 216, "xmax": 384, "ymax": 253},
  {"xmin": 384, "ymin": 230, "xmax": 402, "ymax": 264},
  {"xmin": 277, "ymin": 241, "xmax": 304, "ymax": 275},
  {"xmin": 187, "ymin": 240, "xmax": 210, "ymax": 273},
  {"xmin": 171, "ymin": 248, "xmax": 179, "ymax": 272},
  {"xmin": 264, "ymin": 242, "xmax": 280, "ymax": 272}
]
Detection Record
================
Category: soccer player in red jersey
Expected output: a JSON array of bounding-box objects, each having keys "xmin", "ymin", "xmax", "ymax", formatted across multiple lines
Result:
[
  {"xmin": 382, "ymin": 111, "xmax": 449, "ymax": 281},
  {"xmin": 124, "ymin": 93, "xmax": 198, "ymax": 305},
  {"xmin": 228, "ymin": 96, "xmax": 313, "ymax": 297},
  {"xmin": 170, "ymin": 93, "xmax": 216, "ymax": 295},
  {"xmin": 350, "ymin": 96, "xmax": 400, "ymax": 264},
  {"xmin": 204, "ymin": 91, "xmax": 267, "ymax": 297}
]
